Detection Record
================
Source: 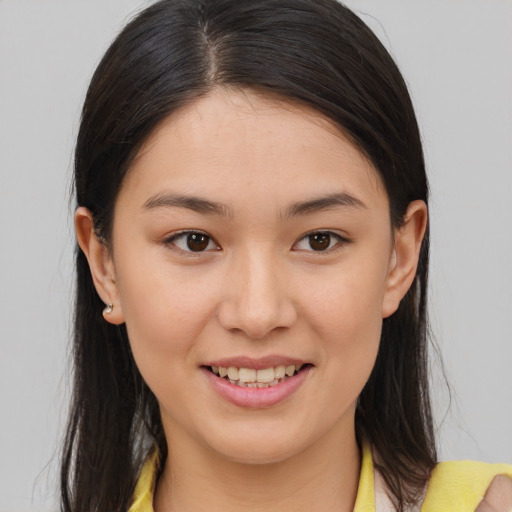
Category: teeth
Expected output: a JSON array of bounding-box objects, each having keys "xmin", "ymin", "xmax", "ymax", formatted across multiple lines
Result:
[
  {"xmin": 256, "ymin": 367, "xmax": 275, "ymax": 383},
  {"xmin": 211, "ymin": 363, "xmax": 306, "ymax": 387},
  {"xmin": 238, "ymin": 368, "xmax": 256, "ymax": 383},
  {"xmin": 227, "ymin": 367, "xmax": 239, "ymax": 380},
  {"xmin": 275, "ymin": 365, "xmax": 286, "ymax": 379},
  {"xmin": 285, "ymin": 365, "xmax": 296, "ymax": 377}
]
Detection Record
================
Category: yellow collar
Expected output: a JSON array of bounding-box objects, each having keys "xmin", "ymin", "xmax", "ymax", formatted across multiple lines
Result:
[
  {"xmin": 129, "ymin": 450, "xmax": 159, "ymax": 512},
  {"xmin": 130, "ymin": 442, "xmax": 512, "ymax": 512},
  {"xmin": 129, "ymin": 442, "xmax": 376, "ymax": 512},
  {"xmin": 353, "ymin": 441, "xmax": 377, "ymax": 511}
]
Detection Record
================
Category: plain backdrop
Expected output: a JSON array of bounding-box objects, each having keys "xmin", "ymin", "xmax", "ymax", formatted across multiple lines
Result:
[{"xmin": 0, "ymin": 1, "xmax": 511, "ymax": 510}]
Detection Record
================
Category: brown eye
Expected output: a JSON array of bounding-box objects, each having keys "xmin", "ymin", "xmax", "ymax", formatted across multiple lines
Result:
[
  {"xmin": 186, "ymin": 233, "xmax": 210, "ymax": 251},
  {"xmin": 308, "ymin": 232, "xmax": 331, "ymax": 251},
  {"xmin": 293, "ymin": 230, "xmax": 348, "ymax": 253},
  {"xmin": 166, "ymin": 231, "xmax": 219, "ymax": 253}
]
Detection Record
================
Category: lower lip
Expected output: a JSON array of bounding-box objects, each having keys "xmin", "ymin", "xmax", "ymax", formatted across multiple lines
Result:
[{"xmin": 202, "ymin": 366, "xmax": 311, "ymax": 408}]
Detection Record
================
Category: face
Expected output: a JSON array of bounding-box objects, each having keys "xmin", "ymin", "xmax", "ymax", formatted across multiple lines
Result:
[{"xmin": 84, "ymin": 89, "xmax": 420, "ymax": 465}]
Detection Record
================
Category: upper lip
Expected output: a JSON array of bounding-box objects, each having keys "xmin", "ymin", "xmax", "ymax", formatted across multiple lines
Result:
[{"xmin": 203, "ymin": 355, "xmax": 310, "ymax": 370}]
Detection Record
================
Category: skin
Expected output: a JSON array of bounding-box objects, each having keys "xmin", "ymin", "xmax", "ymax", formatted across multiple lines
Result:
[
  {"xmin": 77, "ymin": 87, "xmax": 476, "ymax": 512},
  {"xmin": 475, "ymin": 476, "xmax": 512, "ymax": 512}
]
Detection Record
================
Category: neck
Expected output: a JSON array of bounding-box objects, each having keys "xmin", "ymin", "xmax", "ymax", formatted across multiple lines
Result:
[{"xmin": 154, "ymin": 421, "xmax": 361, "ymax": 512}]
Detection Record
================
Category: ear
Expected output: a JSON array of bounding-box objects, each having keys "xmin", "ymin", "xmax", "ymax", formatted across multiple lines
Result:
[
  {"xmin": 382, "ymin": 200, "xmax": 428, "ymax": 319},
  {"xmin": 74, "ymin": 207, "xmax": 125, "ymax": 325}
]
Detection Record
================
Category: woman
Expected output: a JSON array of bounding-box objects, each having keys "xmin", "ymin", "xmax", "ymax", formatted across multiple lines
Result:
[{"xmin": 62, "ymin": 1, "xmax": 512, "ymax": 511}]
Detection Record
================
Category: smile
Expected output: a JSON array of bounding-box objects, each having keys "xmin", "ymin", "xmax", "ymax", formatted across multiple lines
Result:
[
  {"xmin": 203, "ymin": 361, "xmax": 312, "ymax": 407},
  {"xmin": 209, "ymin": 364, "xmax": 305, "ymax": 388}
]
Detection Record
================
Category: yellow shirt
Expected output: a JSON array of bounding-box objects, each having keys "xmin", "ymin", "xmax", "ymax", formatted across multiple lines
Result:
[{"xmin": 129, "ymin": 444, "xmax": 512, "ymax": 512}]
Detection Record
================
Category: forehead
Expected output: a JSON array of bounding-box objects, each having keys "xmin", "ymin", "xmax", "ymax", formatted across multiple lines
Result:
[{"xmin": 120, "ymin": 88, "xmax": 387, "ymax": 213}]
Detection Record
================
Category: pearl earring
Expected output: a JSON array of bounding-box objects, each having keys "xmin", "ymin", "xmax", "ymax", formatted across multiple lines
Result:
[{"xmin": 103, "ymin": 303, "xmax": 113, "ymax": 315}]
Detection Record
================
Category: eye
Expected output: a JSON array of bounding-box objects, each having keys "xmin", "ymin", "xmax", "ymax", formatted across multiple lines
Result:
[
  {"xmin": 164, "ymin": 231, "xmax": 220, "ymax": 253},
  {"xmin": 293, "ymin": 231, "xmax": 348, "ymax": 252}
]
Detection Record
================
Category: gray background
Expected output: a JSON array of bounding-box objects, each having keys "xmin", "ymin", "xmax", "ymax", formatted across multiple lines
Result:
[{"xmin": 0, "ymin": 1, "xmax": 511, "ymax": 510}]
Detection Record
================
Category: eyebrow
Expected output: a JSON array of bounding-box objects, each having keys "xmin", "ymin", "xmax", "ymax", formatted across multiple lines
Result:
[
  {"xmin": 143, "ymin": 193, "xmax": 234, "ymax": 217},
  {"xmin": 142, "ymin": 191, "xmax": 366, "ymax": 218},
  {"xmin": 283, "ymin": 192, "xmax": 367, "ymax": 218}
]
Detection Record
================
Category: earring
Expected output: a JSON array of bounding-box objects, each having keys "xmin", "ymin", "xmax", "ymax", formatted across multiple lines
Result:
[{"xmin": 103, "ymin": 303, "xmax": 113, "ymax": 315}]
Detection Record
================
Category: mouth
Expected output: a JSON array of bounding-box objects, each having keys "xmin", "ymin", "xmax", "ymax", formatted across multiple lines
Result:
[
  {"xmin": 202, "ymin": 360, "xmax": 313, "ymax": 408},
  {"xmin": 205, "ymin": 363, "xmax": 311, "ymax": 388}
]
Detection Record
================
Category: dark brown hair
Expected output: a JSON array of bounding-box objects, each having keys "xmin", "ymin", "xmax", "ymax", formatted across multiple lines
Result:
[{"xmin": 62, "ymin": 1, "xmax": 436, "ymax": 510}]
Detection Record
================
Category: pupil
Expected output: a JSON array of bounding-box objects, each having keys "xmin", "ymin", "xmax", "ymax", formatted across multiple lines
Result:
[
  {"xmin": 309, "ymin": 233, "xmax": 330, "ymax": 251},
  {"xmin": 187, "ymin": 233, "xmax": 209, "ymax": 251}
]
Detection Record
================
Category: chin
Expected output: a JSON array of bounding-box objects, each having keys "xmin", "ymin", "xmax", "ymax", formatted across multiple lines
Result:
[
  {"xmin": 219, "ymin": 443, "xmax": 300, "ymax": 466},
  {"xmin": 206, "ymin": 424, "xmax": 312, "ymax": 466}
]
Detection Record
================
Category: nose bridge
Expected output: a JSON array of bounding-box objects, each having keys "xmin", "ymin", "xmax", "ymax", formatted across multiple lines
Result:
[{"xmin": 218, "ymin": 244, "xmax": 296, "ymax": 338}]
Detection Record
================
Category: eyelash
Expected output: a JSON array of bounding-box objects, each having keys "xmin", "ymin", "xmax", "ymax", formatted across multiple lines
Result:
[
  {"xmin": 293, "ymin": 231, "xmax": 350, "ymax": 254},
  {"xmin": 163, "ymin": 230, "xmax": 350, "ymax": 255},
  {"xmin": 163, "ymin": 230, "xmax": 221, "ymax": 254}
]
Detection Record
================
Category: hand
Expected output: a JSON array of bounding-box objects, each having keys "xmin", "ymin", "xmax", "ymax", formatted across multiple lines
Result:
[{"xmin": 475, "ymin": 475, "xmax": 512, "ymax": 512}]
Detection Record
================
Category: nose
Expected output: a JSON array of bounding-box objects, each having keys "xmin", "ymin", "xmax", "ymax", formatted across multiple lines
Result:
[{"xmin": 217, "ymin": 249, "xmax": 297, "ymax": 339}]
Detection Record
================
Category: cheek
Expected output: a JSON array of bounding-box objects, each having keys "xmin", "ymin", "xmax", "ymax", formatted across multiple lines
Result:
[
  {"xmin": 300, "ymin": 254, "xmax": 388, "ymax": 389},
  {"xmin": 113, "ymin": 248, "xmax": 220, "ymax": 386},
  {"xmin": 319, "ymin": 288, "xmax": 382, "ymax": 391},
  {"xmin": 304, "ymin": 254, "xmax": 388, "ymax": 339}
]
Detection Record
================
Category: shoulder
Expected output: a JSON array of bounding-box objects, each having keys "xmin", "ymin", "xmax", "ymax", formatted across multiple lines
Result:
[{"xmin": 421, "ymin": 459, "xmax": 512, "ymax": 512}]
